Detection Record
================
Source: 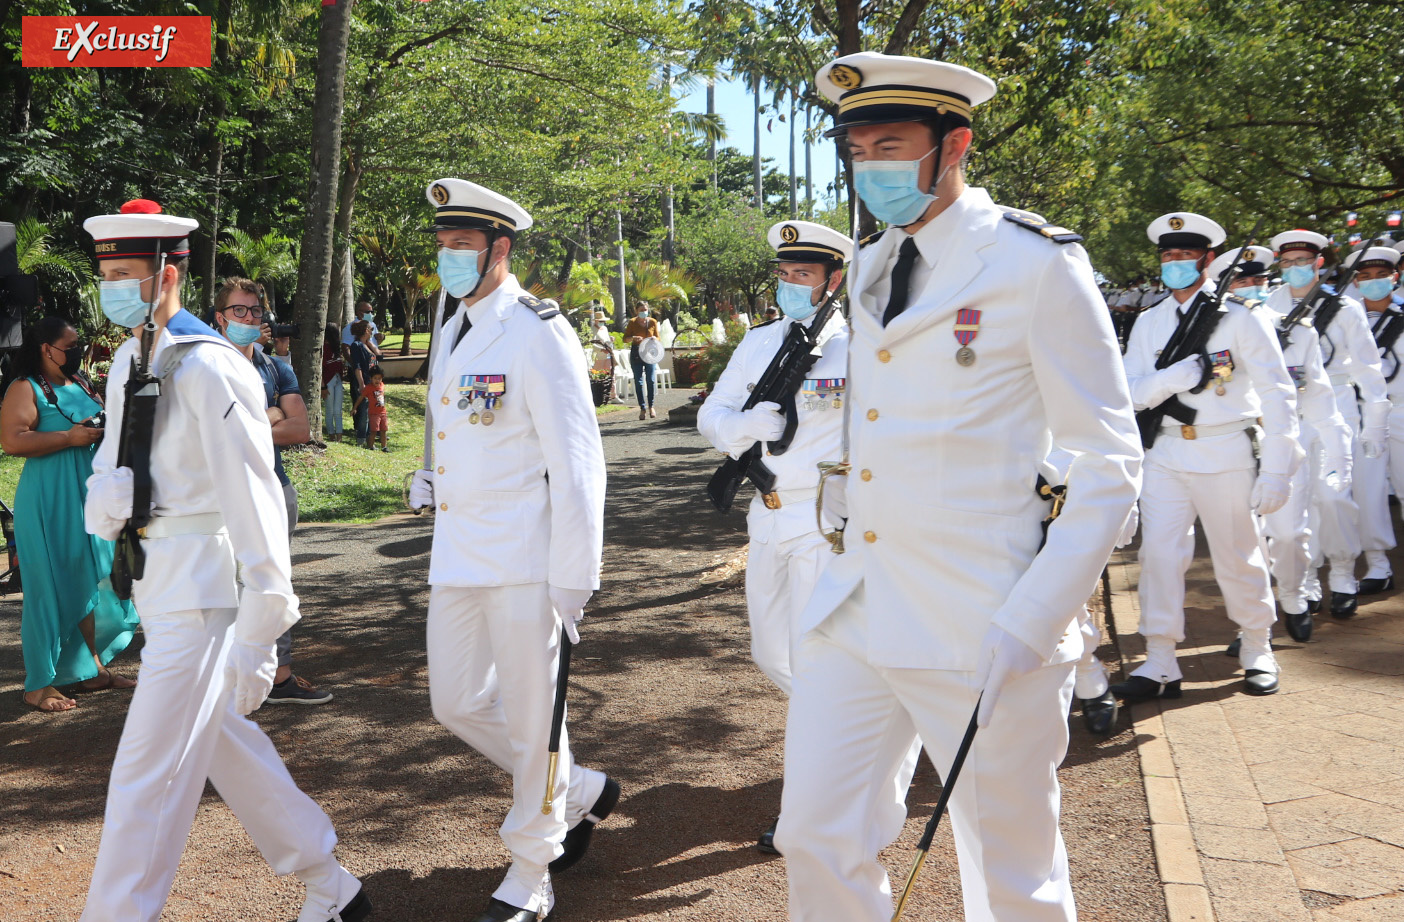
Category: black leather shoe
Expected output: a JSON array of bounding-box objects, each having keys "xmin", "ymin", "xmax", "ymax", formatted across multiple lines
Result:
[
  {"xmin": 1225, "ymin": 636, "xmax": 1241, "ymax": 657},
  {"xmin": 757, "ymin": 818, "xmax": 781, "ymax": 855},
  {"xmin": 1244, "ymin": 669, "xmax": 1279, "ymax": 695},
  {"xmin": 549, "ymin": 775, "xmax": 620, "ymax": 873},
  {"xmin": 1283, "ymin": 607, "xmax": 1313, "ymax": 643},
  {"xmin": 1330, "ymin": 592, "xmax": 1358, "ymax": 619},
  {"xmin": 299, "ymin": 888, "xmax": 371, "ymax": 922},
  {"xmin": 1359, "ymin": 575, "xmax": 1394, "ymax": 595},
  {"xmin": 1080, "ymin": 691, "xmax": 1119, "ymax": 736},
  {"xmin": 1307, "ymin": 597, "xmax": 1322, "ymax": 614},
  {"xmin": 473, "ymin": 898, "xmax": 550, "ymax": 922},
  {"xmin": 1109, "ymin": 675, "xmax": 1182, "ymax": 701}
]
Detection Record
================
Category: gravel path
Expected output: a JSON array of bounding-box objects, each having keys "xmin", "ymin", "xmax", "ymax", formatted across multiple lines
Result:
[{"xmin": 0, "ymin": 387, "xmax": 1165, "ymax": 920}]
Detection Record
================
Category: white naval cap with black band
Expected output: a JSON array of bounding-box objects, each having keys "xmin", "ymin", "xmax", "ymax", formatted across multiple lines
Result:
[
  {"xmin": 1146, "ymin": 212, "xmax": 1226, "ymax": 250},
  {"xmin": 815, "ymin": 51, "xmax": 996, "ymax": 138},
  {"xmin": 766, "ymin": 220, "xmax": 854, "ymax": 265},
  {"xmin": 424, "ymin": 178, "xmax": 533, "ymax": 236}
]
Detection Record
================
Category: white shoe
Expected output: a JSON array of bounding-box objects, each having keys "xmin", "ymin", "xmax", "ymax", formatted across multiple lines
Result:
[{"xmin": 298, "ymin": 864, "xmax": 368, "ymax": 922}]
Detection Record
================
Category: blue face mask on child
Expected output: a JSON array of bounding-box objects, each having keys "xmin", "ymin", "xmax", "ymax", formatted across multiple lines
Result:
[{"xmin": 224, "ymin": 320, "xmax": 262, "ymax": 347}]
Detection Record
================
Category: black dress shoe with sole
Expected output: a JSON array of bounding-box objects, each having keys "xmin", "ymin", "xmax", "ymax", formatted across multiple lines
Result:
[
  {"xmin": 1283, "ymin": 607, "xmax": 1313, "ymax": 642},
  {"xmin": 1225, "ymin": 637, "xmax": 1241, "ymax": 657},
  {"xmin": 473, "ymin": 898, "xmax": 551, "ymax": 922},
  {"xmin": 549, "ymin": 775, "xmax": 620, "ymax": 873},
  {"xmin": 1109, "ymin": 675, "xmax": 1182, "ymax": 701},
  {"xmin": 1080, "ymin": 691, "xmax": 1119, "ymax": 736},
  {"xmin": 299, "ymin": 888, "xmax": 371, "ymax": 922},
  {"xmin": 1359, "ymin": 575, "xmax": 1394, "ymax": 595},
  {"xmin": 1307, "ymin": 597, "xmax": 1322, "ymax": 614},
  {"xmin": 756, "ymin": 818, "xmax": 781, "ymax": 855},
  {"xmin": 1330, "ymin": 592, "xmax": 1358, "ymax": 619},
  {"xmin": 1244, "ymin": 669, "xmax": 1279, "ymax": 695}
]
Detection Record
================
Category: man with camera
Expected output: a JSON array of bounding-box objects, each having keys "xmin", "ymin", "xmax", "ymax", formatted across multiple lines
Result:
[{"xmin": 213, "ymin": 277, "xmax": 331, "ymax": 705}]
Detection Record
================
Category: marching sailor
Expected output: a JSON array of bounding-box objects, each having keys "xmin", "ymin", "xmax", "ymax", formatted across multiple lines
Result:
[
  {"xmin": 1113, "ymin": 213, "xmax": 1299, "ymax": 702},
  {"xmin": 1349, "ymin": 244, "xmax": 1404, "ymax": 592},
  {"xmin": 1208, "ymin": 245, "xmax": 1351, "ymax": 644},
  {"xmin": 775, "ymin": 52, "xmax": 1141, "ymax": 922},
  {"xmin": 407, "ymin": 178, "xmax": 615, "ymax": 922},
  {"xmin": 1265, "ymin": 229, "xmax": 1389, "ymax": 617},
  {"xmin": 79, "ymin": 200, "xmax": 367, "ymax": 922}
]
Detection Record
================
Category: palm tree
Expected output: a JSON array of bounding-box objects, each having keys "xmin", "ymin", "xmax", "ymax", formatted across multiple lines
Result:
[
  {"xmin": 217, "ymin": 228, "xmax": 298, "ymax": 316},
  {"xmin": 626, "ymin": 260, "xmax": 698, "ymax": 327}
]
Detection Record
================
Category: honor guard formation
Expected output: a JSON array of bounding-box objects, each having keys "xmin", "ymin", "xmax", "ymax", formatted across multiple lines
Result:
[{"xmin": 22, "ymin": 45, "xmax": 1404, "ymax": 922}]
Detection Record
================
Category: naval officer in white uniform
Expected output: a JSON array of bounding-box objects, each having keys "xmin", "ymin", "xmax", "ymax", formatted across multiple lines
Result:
[
  {"xmin": 773, "ymin": 52, "xmax": 1141, "ymax": 922},
  {"xmin": 407, "ymin": 178, "xmax": 614, "ymax": 922},
  {"xmin": 80, "ymin": 200, "xmax": 367, "ymax": 922}
]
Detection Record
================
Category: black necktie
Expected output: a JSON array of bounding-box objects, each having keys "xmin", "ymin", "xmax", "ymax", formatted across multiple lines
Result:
[
  {"xmin": 883, "ymin": 238, "xmax": 920, "ymax": 327},
  {"xmin": 452, "ymin": 311, "xmax": 472, "ymax": 349}
]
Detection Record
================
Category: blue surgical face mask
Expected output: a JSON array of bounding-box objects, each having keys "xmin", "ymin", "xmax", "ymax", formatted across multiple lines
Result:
[
  {"xmin": 852, "ymin": 147, "xmax": 947, "ymax": 226},
  {"xmin": 1234, "ymin": 285, "xmax": 1268, "ymax": 302},
  {"xmin": 1161, "ymin": 259, "xmax": 1202, "ymax": 290},
  {"xmin": 1282, "ymin": 264, "xmax": 1316, "ymax": 289},
  {"xmin": 637, "ymin": 310, "xmax": 649, "ymax": 319},
  {"xmin": 438, "ymin": 247, "xmax": 483, "ymax": 298},
  {"xmin": 776, "ymin": 279, "xmax": 821, "ymax": 320},
  {"xmin": 1357, "ymin": 277, "xmax": 1396, "ymax": 302},
  {"xmin": 99, "ymin": 276, "xmax": 154, "ymax": 328},
  {"xmin": 224, "ymin": 319, "xmax": 262, "ymax": 347},
  {"xmin": 361, "ymin": 312, "xmax": 374, "ymax": 322}
]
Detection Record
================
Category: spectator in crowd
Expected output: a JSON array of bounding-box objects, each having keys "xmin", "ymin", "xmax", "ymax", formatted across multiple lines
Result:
[
  {"xmin": 591, "ymin": 311, "xmax": 614, "ymax": 375},
  {"xmin": 355, "ymin": 368, "xmax": 390, "ymax": 451},
  {"xmin": 213, "ymin": 279, "xmax": 332, "ymax": 705},
  {"xmin": 624, "ymin": 301, "xmax": 660, "ymax": 420},
  {"xmin": 347, "ymin": 319, "xmax": 376, "ymax": 443},
  {"xmin": 0, "ymin": 317, "xmax": 139, "ymax": 712},
  {"xmin": 341, "ymin": 301, "xmax": 383, "ymax": 354},
  {"xmin": 763, "ymin": 306, "xmax": 779, "ymax": 322},
  {"xmin": 322, "ymin": 323, "xmax": 346, "ymax": 441}
]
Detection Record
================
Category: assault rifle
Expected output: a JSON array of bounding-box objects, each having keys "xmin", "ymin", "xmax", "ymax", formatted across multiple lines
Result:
[
  {"xmin": 1135, "ymin": 218, "xmax": 1265, "ymax": 450},
  {"xmin": 1279, "ymin": 234, "xmax": 1386, "ymax": 348},
  {"xmin": 110, "ymin": 257, "xmax": 166, "ymax": 600},
  {"xmin": 706, "ymin": 281, "xmax": 846, "ymax": 513}
]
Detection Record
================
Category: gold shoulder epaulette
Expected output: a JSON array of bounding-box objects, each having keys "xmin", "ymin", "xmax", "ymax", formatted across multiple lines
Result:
[{"xmin": 1002, "ymin": 211, "xmax": 1083, "ymax": 245}]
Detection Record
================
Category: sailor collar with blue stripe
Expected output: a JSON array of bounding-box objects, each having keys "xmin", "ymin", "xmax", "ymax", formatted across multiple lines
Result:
[{"xmin": 152, "ymin": 308, "xmax": 242, "ymax": 374}]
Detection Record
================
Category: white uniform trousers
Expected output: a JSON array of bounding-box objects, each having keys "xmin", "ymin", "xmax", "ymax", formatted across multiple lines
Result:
[
  {"xmin": 1137, "ymin": 463, "xmax": 1276, "ymax": 670},
  {"xmin": 1314, "ymin": 388, "xmax": 1363, "ymax": 590},
  {"xmin": 1262, "ymin": 454, "xmax": 1315, "ymax": 612},
  {"xmin": 82, "ymin": 607, "xmax": 339, "ymax": 922},
  {"xmin": 1354, "ymin": 448, "xmax": 1395, "ymax": 554},
  {"xmin": 743, "ymin": 524, "xmax": 831, "ymax": 696},
  {"xmin": 426, "ymin": 583, "xmax": 604, "ymax": 914},
  {"xmin": 776, "ymin": 585, "xmax": 1076, "ymax": 922}
]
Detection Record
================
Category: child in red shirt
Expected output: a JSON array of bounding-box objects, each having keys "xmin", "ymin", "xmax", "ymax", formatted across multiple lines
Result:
[{"xmin": 354, "ymin": 369, "xmax": 389, "ymax": 451}]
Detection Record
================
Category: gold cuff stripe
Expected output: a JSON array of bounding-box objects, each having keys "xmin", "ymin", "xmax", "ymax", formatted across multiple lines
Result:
[
  {"xmin": 435, "ymin": 208, "xmax": 515, "ymax": 229},
  {"xmin": 839, "ymin": 88, "xmax": 972, "ymax": 120}
]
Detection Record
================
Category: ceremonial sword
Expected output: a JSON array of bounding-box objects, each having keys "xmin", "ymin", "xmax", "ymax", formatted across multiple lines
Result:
[
  {"xmin": 541, "ymin": 627, "xmax": 573, "ymax": 814},
  {"xmin": 406, "ymin": 289, "xmax": 449, "ymax": 514}
]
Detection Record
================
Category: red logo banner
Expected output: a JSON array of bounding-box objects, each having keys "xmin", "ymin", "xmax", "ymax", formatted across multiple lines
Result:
[{"xmin": 22, "ymin": 16, "xmax": 212, "ymax": 68}]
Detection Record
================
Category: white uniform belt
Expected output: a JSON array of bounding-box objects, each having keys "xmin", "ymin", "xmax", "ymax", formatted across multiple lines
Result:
[
  {"xmin": 1329, "ymin": 374, "xmax": 1351, "ymax": 387},
  {"xmin": 140, "ymin": 512, "xmax": 228, "ymax": 539},
  {"xmin": 756, "ymin": 487, "xmax": 818, "ymax": 509},
  {"xmin": 1160, "ymin": 419, "xmax": 1255, "ymax": 440}
]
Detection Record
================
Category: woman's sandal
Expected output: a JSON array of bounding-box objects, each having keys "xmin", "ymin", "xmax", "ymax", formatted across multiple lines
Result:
[
  {"xmin": 79, "ymin": 668, "xmax": 138, "ymax": 693},
  {"xmin": 23, "ymin": 687, "xmax": 76, "ymax": 712}
]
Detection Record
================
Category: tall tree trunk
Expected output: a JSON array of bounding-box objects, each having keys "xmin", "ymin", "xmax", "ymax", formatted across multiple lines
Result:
[
  {"xmin": 198, "ymin": 0, "xmax": 235, "ymax": 314},
  {"xmin": 292, "ymin": 0, "xmax": 355, "ymax": 439},
  {"xmin": 804, "ymin": 104, "xmax": 813, "ymax": 218},
  {"xmin": 752, "ymin": 73, "xmax": 763, "ymax": 207},
  {"xmin": 788, "ymin": 93, "xmax": 798, "ymax": 219},
  {"xmin": 707, "ymin": 77, "xmax": 717, "ymax": 192},
  {"xmin": 326, "ymin": 148, "xmax": 361, "ymax": 332},
  {"xmin": 613, "ymin": 209, "xmax": 627, "ymax": 333},
  {"xmin": 662, "ymin": 63, "xmax": 675, "ymax": 266},
  {"xmin": 583, "ymin": 217, "xmax": 593, "ymax": 263}
]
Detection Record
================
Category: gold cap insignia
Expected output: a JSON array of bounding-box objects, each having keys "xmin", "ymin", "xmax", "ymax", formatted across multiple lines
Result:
[
  {"xmin": 1169, "ymin": 216, "xmax": 1185, "ymax": 231},
  {"xmin": 780, "ymin": 224, "xmax": 799, "ymax": 243},
  {"xmin": 830, "ymin": 64, "xmax": 862, "ymax": 91},
  {"xmin": 431, "ymin": 183, "xmax": 450, "ymax": 206}
]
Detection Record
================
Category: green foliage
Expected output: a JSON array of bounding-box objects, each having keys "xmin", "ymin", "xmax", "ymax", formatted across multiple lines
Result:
[
  {"xmin": 694, "ymin": 319, "xmax": 749, "ymax": 387},
  {"xmin": 559, "ymin": 261, "xmax": 614, "ymax": 317},
  {"xmin": 675, "ymin": 191, "xmax": 777, "ymax": 312}
]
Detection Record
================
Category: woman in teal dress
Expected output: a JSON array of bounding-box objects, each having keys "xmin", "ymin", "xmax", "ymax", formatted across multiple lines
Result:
[{"xmin": 0, "ymin": 317, "xmax": 138, "ymax": 712}]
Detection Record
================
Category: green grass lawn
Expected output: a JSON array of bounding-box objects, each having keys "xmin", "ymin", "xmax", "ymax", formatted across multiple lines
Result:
[{"xmin": 377, "ymin": 332, "xmax": 432, "ymax": 352}]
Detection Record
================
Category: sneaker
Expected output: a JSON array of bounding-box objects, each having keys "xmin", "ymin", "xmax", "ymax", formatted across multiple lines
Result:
[
  {"xmin": 265, "ymin": 674, "xmax": 334, "ymax": 706},
  {"xmin": 380, "ymin": 446, "xmax": 390, "ymax": 452}
]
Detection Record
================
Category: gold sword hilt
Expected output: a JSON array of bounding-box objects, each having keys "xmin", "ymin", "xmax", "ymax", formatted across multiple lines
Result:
[
  {"xmin": 541, "ymin": 750, "xmax": 560, "ymax": 815},
  {"xmin": 817, "ymin": 459, "xmax": 852, "ymax": 554}
]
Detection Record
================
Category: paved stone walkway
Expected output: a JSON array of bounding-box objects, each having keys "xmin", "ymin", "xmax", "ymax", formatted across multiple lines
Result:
[{"xmin": 1108, "ymin": 534, "xmax": 1404, "ymax": 921}]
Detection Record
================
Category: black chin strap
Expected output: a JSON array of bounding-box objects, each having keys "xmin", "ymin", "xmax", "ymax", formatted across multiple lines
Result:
[{"xmin": 464, "ymin": 230, "xmax": 502, "ymax": 301}]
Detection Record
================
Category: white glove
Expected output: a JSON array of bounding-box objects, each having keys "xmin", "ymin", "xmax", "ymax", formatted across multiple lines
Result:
[
  {"xmin": 822, "ymin": 473, "xmax": 848, "ymax": 528},
  {"xmin": 409, "ymin": 469, "xmax": 434, "ymax": 509},
  {"xmin": 1251, "ymin": 471, "xmax": 1291, "ymax": 515},
  {"xmin": 550, "ymin": 586, "xmax": 593, "ymax": 645},
  {"xmin": 226, "ymin": 639, "xmax": 278, "ymax": 715},
  {"xmin": 738, "ymin": 402, "xmax": 786, "ymax": 444},
  {"xmin": 1115, "ymin": 503, "xmax": 1139, "ymax": 548},
  {"xmin": 1361, "ymin": 427, "xmax": 1387, "ymax": 460},
  {"xmin": 85, "ymin": 467, "xmax": 136, "ymax": 541},
  {"xmin": 1323, "ymin": 457, "xmax": 1351, "ymax": 493},
  {"xmin": 1131, "ymin": 355, "xmax": 1205, "ymax": 411},
  {"xmin": 974, "ymin": 624, "xmax": 1045, "ymax": 728}
]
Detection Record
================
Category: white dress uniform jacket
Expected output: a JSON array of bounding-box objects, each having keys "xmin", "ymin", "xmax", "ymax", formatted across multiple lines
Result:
[
  {"xmin": 801, "ymin": 187, "xmax": 1143, "ymax": 669},
  {"xmin": 426, "ymin": 275, "xmax": 605, "ymax": 591},
  {"xmin": 1264, "ymin": 285, "xmax": 1388, "ymax": 428}
]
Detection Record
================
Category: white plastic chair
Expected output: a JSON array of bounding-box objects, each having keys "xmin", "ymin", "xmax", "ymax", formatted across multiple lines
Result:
[
  {"xmin": 655, "ymin": 366, "xmax": 673, "ymax": 389},
  {"xmin": 612, "ymin": 349, "xmax": 633, "ymax": 399}
]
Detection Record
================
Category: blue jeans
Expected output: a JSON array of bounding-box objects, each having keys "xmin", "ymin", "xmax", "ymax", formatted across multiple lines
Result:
[
  {"xmin": 630, "ymin": 355, "xmax": 656, "ymax": 408},
  {"xmin": 324, "ymin": 373, "xmax": 344, "ymax": 435},
  {"xmin": 354, "ymin": 393, "xmax": 369, "ymax": 441}
]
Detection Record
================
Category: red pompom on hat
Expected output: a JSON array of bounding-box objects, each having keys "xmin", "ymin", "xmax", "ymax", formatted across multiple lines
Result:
[{"xmin": 120, "ymin": 199, "xmax": 164, "ymax": 214}]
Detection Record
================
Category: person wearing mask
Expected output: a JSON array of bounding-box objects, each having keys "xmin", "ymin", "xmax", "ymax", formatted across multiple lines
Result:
[
  {"xmin": 341, "ymin": 302, "xmax": 383, "ymax": 354},
  {"xmin": 0, "ymin": 317, "xmax": 139, "ymax": 712},
  {"xmin": 79, "ymin": 199, "xmax": 367, "ymax": 922},
  {"xmin": 1116, "ymin": 213, "xmax": 1298, "ymax": 703},
  {"xmin": 407, "ymin": 179, "xmax": 615, "ymax": 922},
  {"xmin": 322, "ymin": 323, "xmax": 346, "ymax": 442},
  {"xmin": 212, "ymin": 277, "xmax": 331, "ymax": 705},
  {"xmin": 623, "ymin": 302, "xmax": 660, "ymax": 419},
  {"xmin": 346, "ymin": 319, "xmax": 376, "ymax": 444},
  {"xmin": 1265, "ymin": 230, "xmax": 1388, "ymax": 618}
]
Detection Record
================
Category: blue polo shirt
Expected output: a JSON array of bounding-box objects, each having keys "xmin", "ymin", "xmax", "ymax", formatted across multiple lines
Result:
[{"xmin": 251, "ymin": 348, "xmax": 301, "ymax": 486}]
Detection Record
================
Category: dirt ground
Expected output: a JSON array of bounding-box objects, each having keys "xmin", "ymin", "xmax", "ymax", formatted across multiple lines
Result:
[{"xmin": 0, "ymin": 388, "xmax": 1166, "ymax": 920}]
